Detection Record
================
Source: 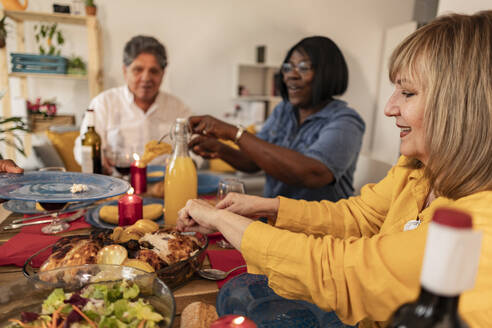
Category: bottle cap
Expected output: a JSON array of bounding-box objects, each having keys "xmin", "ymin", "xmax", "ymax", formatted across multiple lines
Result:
[
  {"xmin": 432, "ymin": 208, "xmax": 472, "ymax": 229},
  {"xmin": 420, "ymin": 207, "xmax": 482, "ymax": 296}
]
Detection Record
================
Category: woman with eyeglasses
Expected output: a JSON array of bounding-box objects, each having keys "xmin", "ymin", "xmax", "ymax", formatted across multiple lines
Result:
[
  {"xmin": 179, "ymin": 11, "xmax": 492, "ymax": 327},
  {"xmin": 189, "ymin": 36, "xmax": 365, "ymax": 202}
]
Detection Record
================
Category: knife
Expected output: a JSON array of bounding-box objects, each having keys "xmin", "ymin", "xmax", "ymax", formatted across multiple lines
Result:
[
  {"xmin": 11, "ymin": 204, "xmax": 96, "ymax": 224},
  {"xmin": 2, "ymin": 209, "xmax": 86, "ymax": 230}
]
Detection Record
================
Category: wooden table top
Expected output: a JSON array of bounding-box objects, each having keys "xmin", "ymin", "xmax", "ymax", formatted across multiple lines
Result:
[{"xmin": 0, "ymin": 204, "xmax": 221, "ymax": 327}]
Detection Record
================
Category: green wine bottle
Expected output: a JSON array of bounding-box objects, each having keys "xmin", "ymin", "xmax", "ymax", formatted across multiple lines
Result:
[{"xmin": 81, "ymin": 109, "xmax": 102, "ymax": 174}]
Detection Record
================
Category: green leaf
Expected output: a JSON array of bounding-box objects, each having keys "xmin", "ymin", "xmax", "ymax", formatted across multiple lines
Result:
[
  {"xmin": 39, "ymin": 45, "xmax": 45, "ymax": 54},
  {"xmin": 48, "ymin": 45, "xmax": 55, "ymax": 55},
  {"xmin": 48, "ymin": 23, "xmax": 56, "ymax": 39}
]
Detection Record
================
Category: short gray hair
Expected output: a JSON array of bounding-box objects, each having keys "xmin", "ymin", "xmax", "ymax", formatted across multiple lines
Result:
[{"xmin": 123, "ymin": 35, "xmax": 167, "ymax": 69}]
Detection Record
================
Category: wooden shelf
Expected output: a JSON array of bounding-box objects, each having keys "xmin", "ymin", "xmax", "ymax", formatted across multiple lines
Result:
[
  {"xmin": 0, "ymin": 8, "xmax": 103, "ymax": 160},
  {"xmin": 5, "ymin": 10, "xmax": 89, "ymax": 25},
  {"xmin": 9, "ymin": 72, "xmax": 88, "ymax": 80}
]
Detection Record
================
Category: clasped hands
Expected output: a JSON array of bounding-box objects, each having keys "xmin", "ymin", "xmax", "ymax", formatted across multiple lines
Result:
[{"xmin": 176, "ymin": 193, "xmax": 279, "ymax": 237}]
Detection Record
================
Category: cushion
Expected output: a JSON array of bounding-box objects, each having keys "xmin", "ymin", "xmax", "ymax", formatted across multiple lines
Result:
[
  {"xmin": 46, "ymin": 129, "xmax": 81, "ymax": 172},
  {"xmin": 32, "ymin": 139, "xmax": 65, "ymax": 169}
]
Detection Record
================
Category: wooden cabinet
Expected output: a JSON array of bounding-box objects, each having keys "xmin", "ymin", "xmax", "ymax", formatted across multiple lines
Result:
[
  {"xmin": 234, "ymin": 63, "xmax": 282, "ymax": 122},
  {"xmin": 0, "ymin": 10, "xmax": 103, "ymax": 159},
  {"xmin": 28, "ymin": 113, "xmax": 75, "ymax": 133}
]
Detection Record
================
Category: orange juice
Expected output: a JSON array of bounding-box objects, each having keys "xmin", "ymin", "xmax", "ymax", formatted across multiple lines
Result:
[{"xmin": 164, "ymin": 156, "xmax": 197, "ymax": 225}]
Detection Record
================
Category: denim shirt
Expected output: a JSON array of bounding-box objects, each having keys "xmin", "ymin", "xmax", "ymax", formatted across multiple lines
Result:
[{"xmin": 256, "ymin": 99, "xmax": 365, "ymax": 201}]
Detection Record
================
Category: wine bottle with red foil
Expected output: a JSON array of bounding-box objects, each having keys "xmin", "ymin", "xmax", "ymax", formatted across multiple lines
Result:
[
  {"xmin": 389, "ymin": 208, "xmax": 482, "ymax": 328},
  {"xmin": 81, "ymin": 109, "xmax": 102, "ymax": 174}
]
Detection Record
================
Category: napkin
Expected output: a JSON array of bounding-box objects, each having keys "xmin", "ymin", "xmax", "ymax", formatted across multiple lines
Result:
[
  {"xmin": 207, "ymin": 249, "xmax": 247, "ymax": 288},
  {"xmin": 0, "ymin": 212, "xmax": 90, "ymax": 267}
]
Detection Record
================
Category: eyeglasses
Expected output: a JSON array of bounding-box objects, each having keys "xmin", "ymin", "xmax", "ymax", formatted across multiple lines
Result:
[{"xmin": 281, "ymin": 61, "xmax": 313, "ymax": 75}]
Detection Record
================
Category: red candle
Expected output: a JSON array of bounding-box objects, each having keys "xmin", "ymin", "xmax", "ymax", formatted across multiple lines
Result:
[
  {"xmin": 210, "ymin": 315, "xmax": 257, "ymax": 328},
  {"xmin": 130, "ymin": 153, "xmax": 147, "ymax": 194},
  {"xmin": 118, "ymin": 188, "xmax": 143, "ymax": 226}
]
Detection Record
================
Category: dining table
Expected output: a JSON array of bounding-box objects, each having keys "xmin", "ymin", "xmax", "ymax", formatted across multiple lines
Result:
[{"xmin": 0, "ymin": 194, "xmax": 248, "ymax": 327}]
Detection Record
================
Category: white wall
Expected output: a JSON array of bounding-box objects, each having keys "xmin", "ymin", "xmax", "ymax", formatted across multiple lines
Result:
[
  {"xmin": 4, "ymin": 0, "xmax": 416, "ymax": 161},
  {"xmin": 438, "ymin": 0, "xmax": 491, "ymax": 14}
]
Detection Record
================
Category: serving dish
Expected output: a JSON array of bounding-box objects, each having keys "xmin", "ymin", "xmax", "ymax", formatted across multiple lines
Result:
[
  {"xmin": 85, "ymin": 197, "xmax": 164, "ymax": 229},
  {"xmin": 217, "ymin": 273, "xmax": 334, "ymax": 328},
  {"xmin": 24, "ymin": 231, "xmax": 209, "ymax": 290},
  {"xmin": 197, "ymin": 173, "xmax": 220, "ymax": 194},
  {"xmin": 0, "ymin": 172, "xmax": 130, "ymax": 203},
  {"xmin": 147, "ymin": 165, "xmax": 166, "ymax": 183},
  {"xmin": 3, "ymin": 199, "xmax": 94, "ymax": 214},
  {"xmin": 0, "ymin": 264, "xmax": 175, "ymax": 327}
]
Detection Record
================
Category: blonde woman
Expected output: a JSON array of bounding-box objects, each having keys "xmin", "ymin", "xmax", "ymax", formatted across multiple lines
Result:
[{"xmin": 178, "ymin": 11, "xmax": 492, "ymax": 327}]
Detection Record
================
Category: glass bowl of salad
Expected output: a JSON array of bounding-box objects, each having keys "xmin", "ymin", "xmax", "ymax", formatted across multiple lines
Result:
[{"xmin": 0, "ymin": 264, "xmax": 175, "ymax": 327}]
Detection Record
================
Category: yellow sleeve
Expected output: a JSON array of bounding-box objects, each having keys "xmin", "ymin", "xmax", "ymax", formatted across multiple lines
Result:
[
  {"xmin": 241, "ymin": 221, "xmax": 426, "ymax": 325},
  {"xmin": 275, "ymin": 158, "xmax": 401, "ymax": 238}
]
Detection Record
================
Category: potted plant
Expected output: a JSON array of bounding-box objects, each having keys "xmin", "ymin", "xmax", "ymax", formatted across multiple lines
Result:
[
  {"xmin": 0, "ymin": 116, "xmax": 30, "ymax": 157},
  {"xmin": 67, "ymin": 55, "xmax": 87, "ymax": 75},
  {"xmin": 34, "ymin": 23, "xmax": 65, "ymax": 56},
  {"xmin": 85, "ymin": 0, "xmax": 96, "ymax": 16},
  {"xmin": 0, "ymin": 16, "xmax": 7, "ymax": 49}
]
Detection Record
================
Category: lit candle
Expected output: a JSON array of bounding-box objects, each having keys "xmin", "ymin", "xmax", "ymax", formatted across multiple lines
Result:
[
  {"xmin": 118, "ymin": 187, "xmax": 143, "ymax": 226},
  {"xmin": 130, "ymin": 153, "xmax": 147, "ymax": 194},
  {"xmin": 210, "ymin": 315, "xmax": 257, "ymax": 328}
]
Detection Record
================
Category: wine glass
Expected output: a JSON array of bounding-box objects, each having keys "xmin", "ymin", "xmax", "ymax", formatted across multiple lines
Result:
[
  {"xmin": 216, "ymin": 178, "xmax": 246, "ymax": 248},
  {"xmin": 104, "ymin": 146, "xmax": 134, "ymax": 181},
  {"xmin": 38, "ymin": 167, "xmax": 70, "ymax": 234},
  {"xmin": 217, "ymin": 178, "xmax": 246, "ymax": 200}
]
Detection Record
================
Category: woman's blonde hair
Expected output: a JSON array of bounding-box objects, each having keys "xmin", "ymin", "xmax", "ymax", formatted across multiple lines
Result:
[{"xmin": 389, "ymin": 10, "xmax": 492, "ymax": 200}]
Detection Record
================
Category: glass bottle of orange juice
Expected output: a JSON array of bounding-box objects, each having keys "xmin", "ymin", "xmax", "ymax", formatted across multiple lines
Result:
[{"xmin": 164, "ymin": 118, "xmax": 197, "ymax": 226}]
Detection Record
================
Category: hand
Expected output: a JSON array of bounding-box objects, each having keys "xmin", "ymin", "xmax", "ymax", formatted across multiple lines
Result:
[
  {"xmin": 189, "ymin": 115, "xmax": 237, "ymax": 140},
  {"xmin": 177, "ymin": 199, "xmax": 221, "ymax": 235},
  {"xmin": 189, "ymin": 135, "xmax": 223, "ymax": 159},
  {"xmin": 0, "ymin": 159, "xmax": 23, "ymax": 174},
  {"xmin": 216, "ymin": 193, "xmax": 279, "ymax": 221}
]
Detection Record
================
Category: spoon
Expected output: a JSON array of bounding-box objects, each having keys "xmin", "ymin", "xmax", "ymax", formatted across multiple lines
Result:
[{"xmin": 197, "ymin": 264, "xmax": 247, "ymax": 280}]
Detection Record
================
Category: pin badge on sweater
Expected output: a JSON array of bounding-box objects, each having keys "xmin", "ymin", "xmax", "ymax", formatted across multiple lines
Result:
[{"xmin": 404, "ymin": 219, "xmax": 421, "ymax": 231}]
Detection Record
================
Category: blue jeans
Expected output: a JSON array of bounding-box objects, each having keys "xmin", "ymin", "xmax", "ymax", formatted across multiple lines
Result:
[{"xmin": 217, "ymin": 273, "xmax": 358, "ymax": 328}]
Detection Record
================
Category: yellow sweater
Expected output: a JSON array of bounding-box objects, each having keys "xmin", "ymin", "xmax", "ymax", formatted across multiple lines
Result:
[{"xmin": 241, "ymin": 156, "xmax": 492, "ymax": 327}]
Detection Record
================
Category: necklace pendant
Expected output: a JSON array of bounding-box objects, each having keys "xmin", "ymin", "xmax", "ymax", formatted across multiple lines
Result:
[{"xmin": 404, "ymin": 219, "xmax": 421, "ymax": 231}]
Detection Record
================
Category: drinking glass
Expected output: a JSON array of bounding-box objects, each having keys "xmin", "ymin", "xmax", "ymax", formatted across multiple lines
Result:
[
  {"xmin": 38, "ymin": 167, "xmax": 70, "ymax": 234},
  {"xmin": 217, "ymin": 178, "xmax": 246, "ymax": 200},
  {"xmin": 104, "ymin": 146, "xmax": 134, "ymax": 181},
  {"xmin": 216, "ymin": 178, "xmax": 246, "ymax": 248}
]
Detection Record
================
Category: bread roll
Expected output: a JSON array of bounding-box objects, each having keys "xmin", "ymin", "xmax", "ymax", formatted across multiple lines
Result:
[
  {"xmin": 99, "ymin": 204, "xmax": 163, "ymax": 224},
  {"xmin": 180, "ymin": 302, "xmax": 218, "ymax": 328}
]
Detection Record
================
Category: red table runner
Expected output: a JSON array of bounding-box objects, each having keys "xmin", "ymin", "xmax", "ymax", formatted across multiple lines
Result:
[{"xmin": 0, "ymin": 212, "xmax": 90, "ymax": 267}]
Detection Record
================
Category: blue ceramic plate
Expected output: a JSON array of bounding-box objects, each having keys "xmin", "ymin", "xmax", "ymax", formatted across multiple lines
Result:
[
  {"xmin": 147, "ymin": 165, "xmax": 166, "ymax": 183},
  {"xmin": 3, "ymin": 199, "xmax": 94, "ymax": 214},
  {"xmin": 0, "ymin": 172, "xmax": 129, "ymax": 203},
  {"xmin": 198, "ymin": 173, "xmax": 220, "ymax": 195},
  {"xmin": 217, "ymin": 273, "xmax": 334, "ymax": 328},
  {"xmin": 85, "ymin": 197, "xmax": 164, "ymax": 229}
]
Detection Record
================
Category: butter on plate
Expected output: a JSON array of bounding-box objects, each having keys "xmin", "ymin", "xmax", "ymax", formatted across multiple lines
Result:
[
  {"xmin": 99, "ymin": 203, "xmax": 163, "ymax": 224},
  {"xmin": 147, "ymin": 171, "xmax": 164, "ymax": 178}
]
